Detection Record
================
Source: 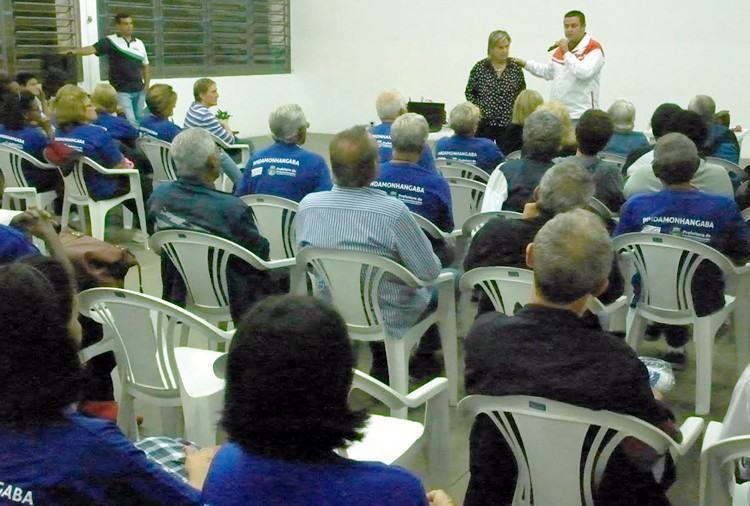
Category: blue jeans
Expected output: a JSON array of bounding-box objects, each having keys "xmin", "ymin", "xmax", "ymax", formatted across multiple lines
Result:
[
  {"xmin": 117, "ymin": 91, "xmax": 146, "ymax": 127},
  {"xmin": 219, "ymin": 151, "xmax": 242, "ymax": 184}
]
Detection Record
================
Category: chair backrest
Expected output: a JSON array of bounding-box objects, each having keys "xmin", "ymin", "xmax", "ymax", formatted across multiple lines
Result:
[
  {"xmin": 446, "ymin": 177, "xmax": 486, "ymax": 231},
  {"xmin": 77, "ymin": 287, "xmax": 232, "ymax": 399},
  {"xmin": 150, "ymin": 229, "xmax": 267, "ymax": 318},
  {"xmin": 586, "ymin": 197, "xmax": 614, "ymax": 220},
  {"xmin": 700, "ymin": 430, "xmax": 750, "ymax": 506},
  {"xmin": 506, "ymin": 150, "xmax": 522, "ymax": 160},
  {"xmin": 598, "ymin": 151, "xmax": 627, "ymax": 171},
  {"xmin": 137, "ymin": 136, "xmax": 178, "ymax": 183},
  {"xmin": 240, "ymin": 194, "xmax": 298, "ymax": 260},
  {"xmin": 460, "ymin": 395, "xmax": 674, "ymax": 506},
  {"xmin": 460, "ymin": 266, "xmax": 533, "ymax": 315},
  {"xmin": 706, "ymin": 156, "xmax": 745, "ymax": 179},
  {"xmin": 293, "ymin": 247, "xmax": 423, "ymax": 339},
  {"xmin": 612, "ymin": 232, "xmax": 735, "ymax": 320},
  {"xmin": 0, "ymin": 143, "xmax": 56, "ymax": 187},
  {"xmin": 412, "ymin": 212, "xmax": 446, "ymax": 240},
  {"xmin": 435, "ymin": 158, "xmax": 490, "ymax": 183},
  {"xmin": 461, "ymin": 210, "xmax": 523, "ymax": 238},
  {"xmin": 62, "ymin": 156, "xmax": 107, "ymax": 200}
]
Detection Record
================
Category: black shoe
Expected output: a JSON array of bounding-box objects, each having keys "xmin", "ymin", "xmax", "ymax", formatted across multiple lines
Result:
[
  {"xmin": 644, "ymin": 324, "xmax": 662, "ymax": 342},
  {"xmin": 409, "ymin": 354, "xmax": 442, "ymax": 382},
  {"xmin": 663, "ymin": 351, "xmax": 687, "ymax": 371}
]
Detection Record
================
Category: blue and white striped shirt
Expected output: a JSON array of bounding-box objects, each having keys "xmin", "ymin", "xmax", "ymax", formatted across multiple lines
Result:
[
  {"xmin": 296, "ymin": 185, "xmax": 441, "ymax": 337},
  {"xmin": 183, "ymin": 102, "xmax": 235, "ymax": 144}
]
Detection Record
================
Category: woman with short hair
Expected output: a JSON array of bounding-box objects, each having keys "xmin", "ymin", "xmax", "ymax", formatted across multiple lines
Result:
[
  {"xmin": 498, "ymin": 89, "xmax": 544, "ymax": 155},
  {"xmin": 465, "ymin": 30, "xmax": 526, "ymax": 148},
  {"xmin": 140, "ymin": 83, "xmax": 181, "ymax": 142},
  {"xmin": 435, "ymin": 101, "xmax": 505, "ymax": 172},
  {"xmin": 604, "ymin": 98, "xmax": 650, "ymax": 156}
]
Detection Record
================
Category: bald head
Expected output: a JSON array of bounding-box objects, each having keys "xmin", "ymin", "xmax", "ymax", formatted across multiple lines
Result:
[
  {"xmin": 329, "ymin": 125, "xmax": 379, "ymax": 187},
  {"xmin": 688, "ymin": 95, "xmax": 716, "ymax": 123},
  {"xmin": 375, "ymin": 90, "xmax": 406, "ymax": 122},
  {"xmin": 652, "ymin": 132, "xmax": 700, "ymax": 185}
]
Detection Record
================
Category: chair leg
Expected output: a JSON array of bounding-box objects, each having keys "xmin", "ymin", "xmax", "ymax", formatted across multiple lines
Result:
[
  {"xmin": 117, "ymin": 392, "xmax": 139, "ymax": 441},
  {"xmin": 123, "ymin": 207, "xmax": 133, "ymax": 230},
  {"xmin": 425, "ymin": 389, "xmax": 450, "ymax": 487},
  {"xmin": 694, "ymin": 318, "xmax": 715, "ymax": 416},
  {"xmin": 385, "ymin": 339, "xmax": 409, "ymax": 419},
  {"xmin": 160, "ymin": 407, "xmax": 181, "ymax": 438},
  {"xmin": 89, "ymin": 205, "xmax": 106, "ymax": 241},
  {"xmin": 78, "ymin": 204, "xmax": 88, "ymax": 234},
  {"xmin": 625, "ymin": 309, "xmax": 647, "ymax": 350},
  {"xmin": 438, "ymin": 305, "xmax": 459, "ymax": 407},
  {"xmin": 61, "ymin": 200, "xmax": 71, "ymax": 228},
  {"xmin": 135, "ymin": 196, "xmax": 150, "ymax": 250}
]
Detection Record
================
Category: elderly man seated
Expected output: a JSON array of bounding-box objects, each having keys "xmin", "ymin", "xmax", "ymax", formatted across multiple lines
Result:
[
  {"xmin": 147, "ymin": 128, "xmax": 272, "ymax": 324},
  {"xmin": 616, "ymin": 132, "xmax": 750, "ymax": 368},
  {"xmin": 603, "ymin": 98, "xmax": 650, "ymax": 157},
  {"xmin": 560, "ymin": 109, "xmax": 625, "ymax": 211},
  {"xmin": 624, "ymin": 109, "xmax": 733, "ymax": 199},
  {"xmin": 369, "ymin": 90, "xmax": 436, "ymax": 170},
  {"xmin": 435, "ymin": 102, "xmax": 505, "ymax": 173},
  {"xmin": 464, "ymin": 209, "xmax": 679, "ymax": 506},
  {"xmin": 501, "ymin": 110, "xmax": 562, "ymax": 212},
  {"xmin": 296, "ymin": 125, "xmax": 444, "ymax": 381},
  {"xmin": 688, "ymin": 94, "xmax": 740, "ymax": 163},
  {"xmin": 235, "ymin": 104, "xmax": 331, "ymax": 202},
  {"xmin": 465, "ymin": 162, "xmax": 623, "ymax": 314}
]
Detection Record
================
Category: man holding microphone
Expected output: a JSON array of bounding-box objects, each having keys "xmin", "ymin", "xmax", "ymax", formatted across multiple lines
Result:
[{"xmin": 513, "ymin": 10, "xmax": 604, "ymax": 122}]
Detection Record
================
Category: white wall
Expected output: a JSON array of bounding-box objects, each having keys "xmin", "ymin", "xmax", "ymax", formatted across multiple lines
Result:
[{"xmin": 79, "ymin": 0, "xmax": 750, "ymax": 135}]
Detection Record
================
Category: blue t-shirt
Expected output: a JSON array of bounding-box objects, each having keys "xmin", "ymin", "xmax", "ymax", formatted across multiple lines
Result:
[
  {"xmin": 371, "ymin": 160, "xmax": 454, "ymax": 232},
  {"xmin": 603, "ymin": 131, "xmax": 650, "ymax": 157},
  {"xmin": 0, "ymin": 412, "xmax": 200, "ymax": 505},
  {"xmin": 369, "ymin": 122, "xmax": 436, "ymax": 172},
  {"xmin": 0, "ymin": 125, "xmax": 56, "ymax": 189},
  {"xmin": 0, "ymin": 224, "xmax": 39, "ymax": 264},
  {"xmin": 202, "ymin": 443, "xmax": 428, "ymax": 506},
  {"xmin": 93, "ymin": 113, "xmax": 139, "ymax": 142},
  {"xmin": 435, "ymin": 134, "xmax": 505, "ymax": 172},
  {"xmin": 55, "ymin": 123, "xmax": 125, "ymax": 199},
  {"xmin": 139, "ymin": 114, "xmax": 182, "ymax": 143},
  {"xmin": 234, "ymin": 141, "xmax": 331, "ymax": 202}
]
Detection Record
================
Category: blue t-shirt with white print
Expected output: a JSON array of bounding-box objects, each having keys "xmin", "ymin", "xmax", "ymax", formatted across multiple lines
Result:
[
  {"xmin": 139, "ymin": 114, "xmax": 182, "ymax": 143},
  {"xmin": 369, "ymin": 122, "xmax": 436, "ymax": 172},
  {"xmin": 435, "ymin": 134, "xmax": 505, "ymax": 172}
]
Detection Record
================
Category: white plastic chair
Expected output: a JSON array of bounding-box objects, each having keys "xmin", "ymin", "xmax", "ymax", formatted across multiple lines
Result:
[
  {"xmin": 460, "ymin": 395, "xmax": 704, "ymax": 506},
  {"xmin": 411, "ymin": 212, "xmax": 460, "ymax": 242},
  {"xmin": 137, "ymin": 136, "xmax": 178, "ymax": 184},
  {"xmin": 0, "ymin": 144, "xmax": 58, "ymax": 211},
  {"xmin": 446, "ymin": 177, "xmax": 486, "ymax": 235},
  {"xmin": 150, "ymin": 229, "xmax": 294, "ymax": 327},
  {"xmin": 598, "ymin": 151, "xmax": 627, "ymax": 172},
  {"xmin": 240, "ymin": 194, "xmax": 299, "ymax": 261},
  {"xmin": 291, "ymin": 247, "xmax": 458, "ymax": 418},
  {"xmin": 700, "ymin": 420, "xmax": 750, "ymax": 506},
  {"xmin": 345, "ymin": 370, "xmax": 450, "ymax": 486},
  {"xmin": 212, "ymin": 134, "xmax": 252, "ymax": 192},
  {"xmin": 505, "ymin": 150, "xmax": 522, "ymax": 160},
  {"xmin": 613, "ymin": 232, "xmax": 750, "ymax": 414},
  {"xmin": 586, "ymin": 197, "xmax": 615, "ymax": 220},
  {"xmin": 77, "ymin": 288, "xmax": 232, "ymax": 446},
  {"xmin": 435, "ymin": 158, "xmax": 490, "ymax": 183},
  {"xmin": 707, "ymin": 156, "xmax": 745, "ymax": 180},
  {"xmin": 461, "ymin": 210, "xmax": 523, "ymax": 238},
  {"xmin": 59, "ymin": 156, "xmax": 148, "ymax": 245}
]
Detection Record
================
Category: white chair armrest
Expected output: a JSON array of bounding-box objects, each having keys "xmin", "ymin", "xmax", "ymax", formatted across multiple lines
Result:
[
  {"xmin": 223, "ymin": 143, "xmax": 251, "ymax": 166},
  {"xmin": 701, "ymin": 420, "xmax": 724, "ymax": 453},
  {"xmin": 673, "ymin": 416, "xmax": 706, "ymax": 456},
  {"xmin": 259, "ymin": 257, "xmax": 296, "ymax": 270},
  {"xmin": 79, "ymin": 337, "xmax": 115, "ymax": 362},
  {"xmin": 351, "ymin": 369, "xmax": 448, "ymax": 409},
  {"xmin": 87, "ymin": 165, "xmax": 139, "ymax": 177}
]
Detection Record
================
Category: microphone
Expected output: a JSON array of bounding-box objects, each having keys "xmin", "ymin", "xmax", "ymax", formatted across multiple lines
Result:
[{"xmin": 547, "ymin": 43, "xmax": 558, "ymax": 52}]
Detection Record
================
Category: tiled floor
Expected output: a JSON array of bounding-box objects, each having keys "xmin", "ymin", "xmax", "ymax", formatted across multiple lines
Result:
[{"xmin": 108, "ymin": 133, "xmax": 741, "ymax": 504}]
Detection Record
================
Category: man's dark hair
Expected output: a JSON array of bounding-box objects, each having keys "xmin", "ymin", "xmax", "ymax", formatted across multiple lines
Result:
[
  {"xmin": 114, "ymin": 13, "xmax": 132, "ymax": 24},
  {"xmin": 564, "ymin": 10, "xmax": 586, "ymax": 25},
  {"xmin": 0, "ymin": 261, "xmax": 83, "ymax": 429},
  {"xmin": 650, "ymin": 103, "xmax": 682, "ymax": 138},
  {"xmin": 329, "ymin": 125, "xmax": 379, "ymax": 187},
  {"xmin": 1, "ymin": 91, "xmax": 36, "ymax": 130},
  {"xmin": 222, "ymin": 295, "xmax": 367, "ymax": 461},
  {"xmin": 575, "ymin": 109, "xmax": 613, "ymax": 155},
  {"xmin": 15, "ymin": 72, "xmax": 36, "ymax": 87},
  {"xmin": 664, "ymin": 110, "xmax": 709, "ymax": 156}
]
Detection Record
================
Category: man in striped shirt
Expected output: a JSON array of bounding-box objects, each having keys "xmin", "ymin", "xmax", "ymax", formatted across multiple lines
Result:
[
  {"xmin": 296, "ymin": 125, "xmax": 444, "ymax": 381},
  {"xmin": 183, "ymin": 78, "xmax": 245, "ymax": 184}
]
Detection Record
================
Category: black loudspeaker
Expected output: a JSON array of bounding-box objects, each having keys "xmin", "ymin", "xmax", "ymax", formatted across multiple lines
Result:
[
  {"xmin": 40, "ymin": 52, "xmax": 79, "ymax": 97},
  {"xmin": 407, "ymin": 101, "xmax": 446, "ymax": 132}
]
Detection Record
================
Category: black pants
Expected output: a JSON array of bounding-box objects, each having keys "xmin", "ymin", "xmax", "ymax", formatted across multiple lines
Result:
[{"xmin": 476, "ymin": 122, "xmax": 508, "ymax": 149}]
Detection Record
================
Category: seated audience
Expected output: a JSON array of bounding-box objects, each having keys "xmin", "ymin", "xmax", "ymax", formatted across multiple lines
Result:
[
  {"xmin": 139, "ymin": 84, "xmax": 181, "ymax": 142},
  {"xmin": 538, "ymin": 101, "xmax": 577, "ymax": 156},
  {"xmin": 497, "ymin": 89, "xmax": 543, "ymax": 155},
  {"xmin": 369, "ymin": 90, "xmax": 436, "ymax": 170},
  {"xmin": 296, "ymin": 125, "xmax": 443, "ymax": 380},
  {"xmin": 688, "ymin": 94, "xmax": 740, "ymax": 163},
  {"xmin": 0, "ymin": 208, "xmax": 70, "ymax": 269},
  {"xmin": 465, "ymin": 163, "xmax": 623, "ymax": 314},
  {"xmin": 91, "ymin": 83, "xmax": 139, "ymax": 147},
  {"xmin": 501, "ymin": 110, "xmax": 562, "ymax": 212},
  {"xmin": 561, "ymin": 109, "xmax": 625, "ymax": 211},
  {"xmin": 183, "ymin": 78, "xmax": 243, "ymax": 184},
  {"xmin": 624, "ymin": 109, "xmax": 733, "ymax": 199},
  {"xmin": 234, "ymin": 104, "xmax": 331, "ymax": 202},
  {"xmin": 435, "ymin": 101, "xmax": 505, "ymax": 173},
  {"xmin": 604, "ymin": 98, "xmax": 650, "ymax": 156},
  {"xmin": 372, "ymin": 112, "xmax": 454, "ymax": 265},
  {"xmin": 622, "ymin": 102, "xmax": 681, "ymax": 173},
  {"xmin": 202, "ymin": 295, "xmax": 452, "ymax": 506},
  {"xmin": 0, "ymin": 91, "xmax": 58, "ymax": 191},
  {"xmin": 616, "ymin": 133, "xmax": 750, "ymax": 368},
  {"xmin": 0, "ymin": 260, "xmax": 203, "ymax": 505},
  {"xmin": 15, "ymin": 71, "xmax": 50, "ymax": 118},
  {"xmin": 147, "ymin": 128, "xmax": 272, "ymax": 324},
  {"xmin": 53, "ymin": 84, "xmax": 148, "ymax": 205},
  {"xmin": 464, "ymin": 209, "xmax": 678, "ymax": 506}
]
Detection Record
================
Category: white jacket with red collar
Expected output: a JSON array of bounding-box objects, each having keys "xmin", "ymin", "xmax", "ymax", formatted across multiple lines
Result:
[{"xmin": 525, "ymin": 33, "xmax": 605, "ymax": 119}]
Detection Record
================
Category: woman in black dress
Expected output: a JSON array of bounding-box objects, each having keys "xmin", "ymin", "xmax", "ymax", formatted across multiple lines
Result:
[{"xmin": 465, "ymin": 30, "xmax": 526, "ymax": 148}]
